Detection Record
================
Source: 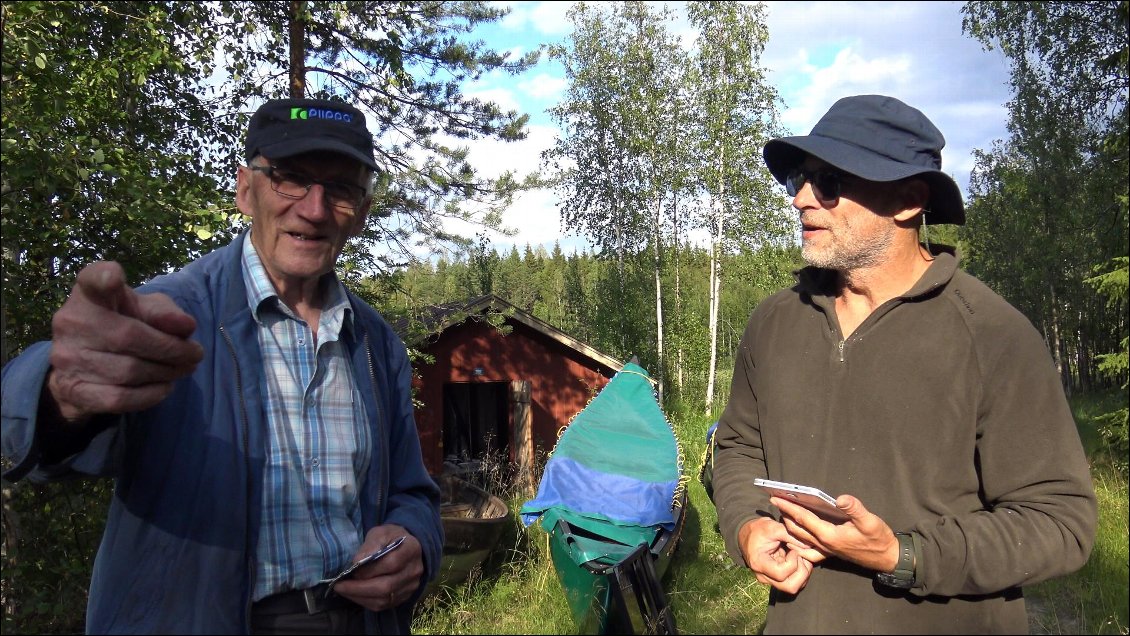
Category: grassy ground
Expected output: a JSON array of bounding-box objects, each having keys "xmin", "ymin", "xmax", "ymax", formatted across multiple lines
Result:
[{"xmin": 412, "ymin": 389, "xmax": 1129, "ymax": 635}]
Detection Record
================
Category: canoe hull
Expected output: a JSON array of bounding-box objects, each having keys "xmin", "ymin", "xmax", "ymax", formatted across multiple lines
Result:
[{"xmin": 549, "ymin": 493, "xmax": 686, "ymax": 634}]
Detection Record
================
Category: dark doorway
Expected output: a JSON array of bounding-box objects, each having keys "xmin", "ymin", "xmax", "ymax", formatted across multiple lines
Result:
[{"xmin": 442, "ymin": 382, "xmax": 510, "ymax": 465}]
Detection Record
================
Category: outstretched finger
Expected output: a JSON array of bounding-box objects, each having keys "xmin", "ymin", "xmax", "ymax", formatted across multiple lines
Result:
[{"xmin": 74, "ymin": 262, "xmax": 144, "ymax": 318}]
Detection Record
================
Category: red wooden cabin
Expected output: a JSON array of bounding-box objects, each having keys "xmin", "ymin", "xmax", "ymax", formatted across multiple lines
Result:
[{"xmin": 405, "ymin": 295, "xmax": 622, "ymax": 483}]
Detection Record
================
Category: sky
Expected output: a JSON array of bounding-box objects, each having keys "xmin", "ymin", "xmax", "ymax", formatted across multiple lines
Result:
[{"xmin": 446, "ymin": 0, "xmax": 1015, "ymax": 256}]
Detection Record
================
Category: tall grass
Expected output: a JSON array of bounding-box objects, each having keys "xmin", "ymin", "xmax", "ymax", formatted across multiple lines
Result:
[{"xmin": 412, "ymin": 390, "xmax": 1128, "ymax": 635}]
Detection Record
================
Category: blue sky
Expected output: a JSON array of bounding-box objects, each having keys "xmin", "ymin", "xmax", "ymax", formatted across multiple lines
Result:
[{"xmin": 447, "ymin": 1, "xmax": 1014, "ymax": 256}]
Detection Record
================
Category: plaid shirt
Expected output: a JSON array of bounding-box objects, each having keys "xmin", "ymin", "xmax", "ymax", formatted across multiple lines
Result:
[{"xmin": 241, "ymin": 234, "xmax": 373, "ymax": 600}]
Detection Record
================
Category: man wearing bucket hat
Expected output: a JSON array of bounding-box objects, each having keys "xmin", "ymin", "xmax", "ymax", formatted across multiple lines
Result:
[
  {"xmin": 710, "ymin": 95, "xmax": 1096, "ymax": 633},
  {"xmin": 1, "ymin": 98, "xmax": 443, "ymax": 634}
]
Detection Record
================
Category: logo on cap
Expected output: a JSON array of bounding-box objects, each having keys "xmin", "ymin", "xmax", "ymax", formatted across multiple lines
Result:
[{"xmin": 290, "ymin": 107, "xmax": 353, "ymax": 123}]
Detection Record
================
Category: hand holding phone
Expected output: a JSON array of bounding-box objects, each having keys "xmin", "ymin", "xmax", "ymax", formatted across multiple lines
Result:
[{"xmin": 754, "ymin": 478, "xmax": 849, "ymax": 522}]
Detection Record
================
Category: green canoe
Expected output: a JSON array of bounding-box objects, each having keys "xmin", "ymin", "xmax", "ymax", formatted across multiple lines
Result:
[{"xmin": 521, "ymin": 362, "xmax": 686, "ymax": 634}]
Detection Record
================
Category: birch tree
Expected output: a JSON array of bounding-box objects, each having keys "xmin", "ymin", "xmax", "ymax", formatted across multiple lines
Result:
[
  {"xmin": 546, "ymin": 2, "xmax": 642, "ymax": 355},
  {"xmin": 545, "ymin": 1, "xmax": 688, "ymax": 384},
  {"xmin": 687, "ymin": 1, "xmax": 786, "ymax": 414}
]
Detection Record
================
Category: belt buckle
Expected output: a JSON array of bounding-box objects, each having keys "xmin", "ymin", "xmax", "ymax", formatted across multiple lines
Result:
[{"xmin": 303, "ymin": 583, "xmax": 331, "ymax": 614}]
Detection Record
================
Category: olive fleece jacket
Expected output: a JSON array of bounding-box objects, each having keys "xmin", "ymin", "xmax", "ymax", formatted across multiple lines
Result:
[{"xmin": 712, "ymin": 250, "xmax": 1097, "ymax": 635}]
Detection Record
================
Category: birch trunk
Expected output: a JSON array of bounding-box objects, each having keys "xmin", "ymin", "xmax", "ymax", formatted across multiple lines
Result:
[
  {"xmin": 653, "ymin": 195, "xmax": 665, "ymax": 403},
  {"xmin": 705, "ymin": 144, "xmax": 725, "ymax": 414}
]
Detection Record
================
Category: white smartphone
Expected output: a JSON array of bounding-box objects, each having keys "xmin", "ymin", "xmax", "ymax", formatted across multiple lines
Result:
[{"xmin": 754, "ymin": 478, "xmax": 849, "ymax": 522}]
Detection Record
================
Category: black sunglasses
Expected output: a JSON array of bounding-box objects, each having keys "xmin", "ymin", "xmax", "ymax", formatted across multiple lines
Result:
[{"xmin": 786, "ymin": 167, "xmax": 849, "ymax": 202}]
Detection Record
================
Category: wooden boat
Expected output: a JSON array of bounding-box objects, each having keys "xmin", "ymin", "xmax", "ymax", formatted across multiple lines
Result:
[
  {"xmin": 425, "ymin": 473, "xmax": 510, "ymax": 594},
  {"xmin": 521, "ymin": 362, "xmax": 686, "ymax": 634}
]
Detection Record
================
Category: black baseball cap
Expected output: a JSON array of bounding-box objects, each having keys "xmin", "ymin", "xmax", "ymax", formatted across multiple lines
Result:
[
  {"xmin": 763, "ymin": 95, "xmax": 965, "ymax": 225},
  {"xmin": 245, "ymin": 98, "xmax": 378, "ymax": 170}
]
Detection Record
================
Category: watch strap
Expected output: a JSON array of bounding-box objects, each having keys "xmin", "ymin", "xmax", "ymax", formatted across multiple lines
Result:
[{"xmin": 874, "ymin": 532, "xmax": 916, "ymax": 589}]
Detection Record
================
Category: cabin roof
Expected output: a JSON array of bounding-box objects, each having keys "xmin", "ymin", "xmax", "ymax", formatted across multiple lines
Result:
[{"xmin": 401, "ymin": 293, "xmax": 623, "ymax": 372}]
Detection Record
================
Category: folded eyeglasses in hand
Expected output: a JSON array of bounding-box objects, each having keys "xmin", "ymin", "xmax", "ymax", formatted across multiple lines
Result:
[{"xmin": 321, "ymin": 535, "xmax": 407, "ymax": 598}]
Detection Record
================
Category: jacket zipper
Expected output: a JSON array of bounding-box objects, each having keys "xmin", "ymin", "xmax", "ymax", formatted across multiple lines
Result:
[
  {"xmin": 364, "ymin": 330, "xmax": 393, "ymax": 635},
  {"xmin": 221, "ymin": 324, "xmax": 255, "ymax": 632},
  {"xmin": 838, "ymin": 339, "xmax": 845, "ymax": 362},
  {"xmin": 365, "ymin": 331, "xmax": 386, "ymax": 519}
]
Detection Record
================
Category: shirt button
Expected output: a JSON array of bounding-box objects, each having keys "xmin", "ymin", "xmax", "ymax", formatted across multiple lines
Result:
[{"xmin": 311, "ymin": 457, "xmax": 320, "ymax": 468}]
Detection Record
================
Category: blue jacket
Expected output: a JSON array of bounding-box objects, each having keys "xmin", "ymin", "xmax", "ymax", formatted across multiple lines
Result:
[{"xmin": 1, "ymin": 233, "xmax": 443, "ymax": 634}]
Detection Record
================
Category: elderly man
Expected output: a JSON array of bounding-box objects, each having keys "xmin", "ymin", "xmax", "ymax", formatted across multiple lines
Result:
[
  {"xmin": 710, "ymin": 94, "xmax": 1096, "ymax": 634},
  {"xmin": 2, "ymin": 98, "xmax": 443, "ymax": 635}
]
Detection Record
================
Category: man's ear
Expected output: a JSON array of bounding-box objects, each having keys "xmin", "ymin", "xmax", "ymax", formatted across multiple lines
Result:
[
  {"xmin": 893, "ymin": 179, "xmax": 930, "ymax": 223},
  {"xmin": 235, "ymin": 166, "xmax": 254, "ymax": 218},
  {"xmin": 349, "ymin": 200, "xmax": 371, "ymax": 237}
]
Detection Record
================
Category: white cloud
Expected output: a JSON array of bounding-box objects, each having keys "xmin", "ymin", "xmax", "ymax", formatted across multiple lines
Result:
[
  {"xmin": 518, "ymin": 72, "xmax": 567, "ymax": 101},
  {"xmin": 498, "ymin": 0, "xmax": 573, "ymax": 36},
  {"xmin": 455, "ymin": 0, "xmax": 1014, "ymax": 256},
  {"xmin": 780, "ymin": 47, "xmax": 914, "ymax": 133},
  {"xmin": 422, "ymin": 123, "xmax": 569, "ymax": 256},
  {"xmin": 461, "ymin": 122, "xmax": 554, "ymax": 178}
]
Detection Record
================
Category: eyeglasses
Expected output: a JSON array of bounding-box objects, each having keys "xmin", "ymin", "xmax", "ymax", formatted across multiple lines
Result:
[
  {"xmin": 249, "ymin": 164, "xmax": 366, "ymax": 212},
  {"xmin": 786, "ymin": 167, "xmax": 850, "ymax": 203}
]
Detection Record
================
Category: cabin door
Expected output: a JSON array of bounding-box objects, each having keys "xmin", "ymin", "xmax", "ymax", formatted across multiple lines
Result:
[{"xmin": 442, "ymin": 381, "xmax": 510, "ymax": 467}]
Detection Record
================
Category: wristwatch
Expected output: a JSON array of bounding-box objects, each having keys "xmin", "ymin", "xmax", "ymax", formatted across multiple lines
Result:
[{"xmin": 874, "ymin": 532, "xmax": 916, "ymax": 589}]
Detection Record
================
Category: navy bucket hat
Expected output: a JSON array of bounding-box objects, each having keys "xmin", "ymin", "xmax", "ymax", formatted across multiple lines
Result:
[
  {"xmin": 245, "ymin": 98, "xmax": 378, "ymax": 171},
  {"xmin": 763, "ymin": 95, "xmax": 965, "ymax": 225}
]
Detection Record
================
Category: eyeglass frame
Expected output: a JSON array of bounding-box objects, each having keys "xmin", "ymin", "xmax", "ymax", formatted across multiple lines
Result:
[
  {"xmin": 247, "ymin": 163, "xmax": 368, "ymax": 212},
  {"xmin": 785, "ymin": 166, "xmax": 853, "ymax": 203}
]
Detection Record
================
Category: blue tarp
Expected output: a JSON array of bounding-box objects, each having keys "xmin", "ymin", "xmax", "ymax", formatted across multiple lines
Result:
[{"xmin": 519, "ymin": 363, "xmax": 682, "ymax": 546}]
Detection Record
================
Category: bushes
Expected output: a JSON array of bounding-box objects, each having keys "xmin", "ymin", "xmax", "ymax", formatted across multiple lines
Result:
[{"xmin": 1, "ymin": 479, "xmax": 110, "ymax": 634}]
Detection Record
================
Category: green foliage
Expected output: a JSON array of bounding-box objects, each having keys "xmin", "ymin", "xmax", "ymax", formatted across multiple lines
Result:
[
  {"xmin": 960, "ymin": 1, "xmax": 1129, "ymax": 395},
  {"xmin": 540, "ymin": 1, "xmax": 789, "ymax": 404},
  {"xmin": 546, "ymin": 1, "xmax": 672, "ymax": 256},
  {"xmin": 1, "ymin": 1, "xmax": 240, "ymax": 350},
  {"xmin": 687, "ymin": 0, "xmax": 790, "ymax": 255},
  {"xmin": 1084, "ymin": 258, "xmax": 1129, "ymax": 473},
  {"xmin": 2, "ymin": 480, "xmax": 111, "ymax": 634}
]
